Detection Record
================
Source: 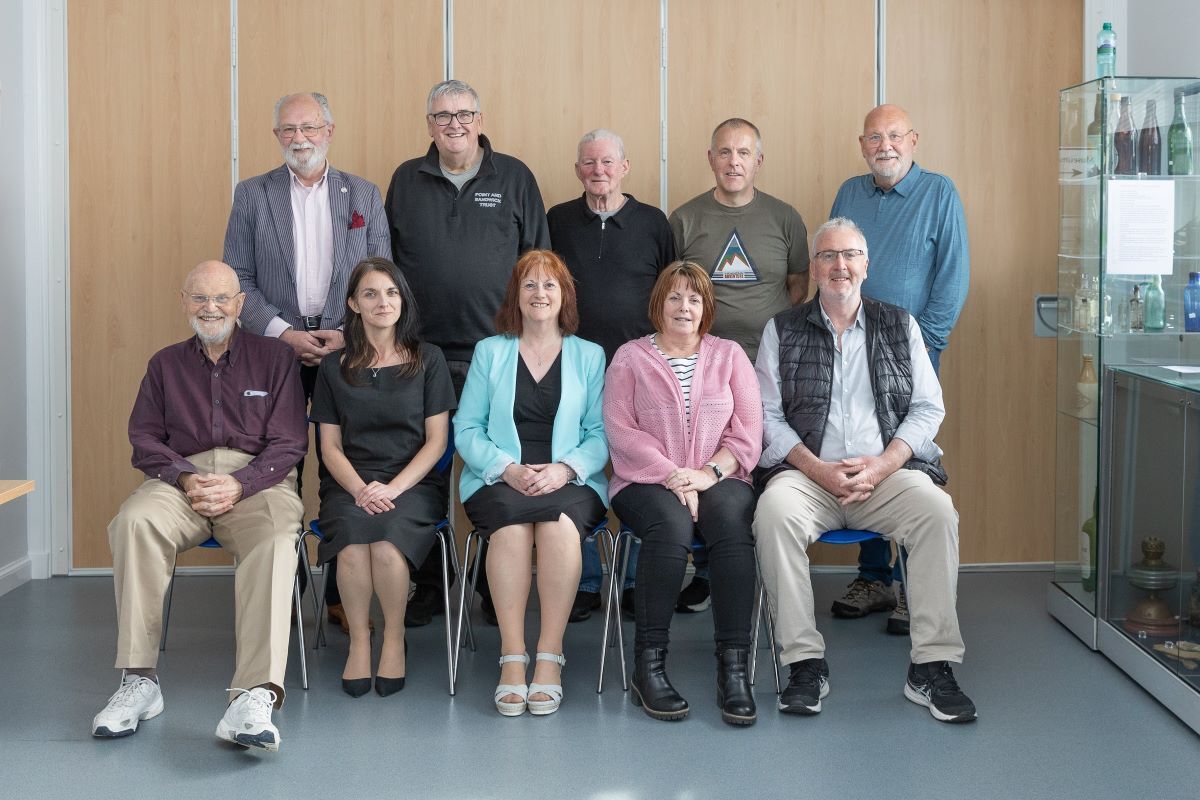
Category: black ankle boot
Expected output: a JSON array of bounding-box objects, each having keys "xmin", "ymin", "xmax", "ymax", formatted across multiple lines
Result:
[
  {"xmin": 716, "ymin": 647, "xmax": 757, "ymax": 726},
  {"xmin": 631, "ymin": 648, "xmax": 689, "ymax": 721}
]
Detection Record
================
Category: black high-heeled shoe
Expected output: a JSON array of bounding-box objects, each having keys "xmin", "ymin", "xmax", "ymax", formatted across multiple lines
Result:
[
  {"xmin": 374, "ymin": 675, "xmax": 406, "ymax": 697},
  {"xmin": 375, "ymin": 634, "xmax": 407, "ymax": 697},
  {"xmin": 341, "ymin": 677, "xmax": 371, "ymax": 698}
]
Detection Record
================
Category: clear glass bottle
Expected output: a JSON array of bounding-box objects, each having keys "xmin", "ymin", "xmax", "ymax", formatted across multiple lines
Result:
[
  {"xmin": 1145, "ymin": 274, "xmax": 1166, "ymax": 331},
  {"xmin": 1075, "ymin": 275, "xmax": 1091, "ymax": 332},
  {"xmin": 1130, "ymin": 283, "xmax": 1144, "ymax": 332}
]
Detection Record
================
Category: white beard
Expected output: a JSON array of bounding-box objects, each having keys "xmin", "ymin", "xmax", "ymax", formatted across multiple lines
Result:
[
  {"xmin": 191, "ymin": 315, "xmax": 236, "ymax": 347},
  {"xmin": 283, "ymin": 139, "xmax": 329, "ymax": 176}
]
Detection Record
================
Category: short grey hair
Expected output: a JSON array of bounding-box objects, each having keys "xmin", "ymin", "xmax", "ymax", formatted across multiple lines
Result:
[
  {"xmin": 710, "ymin": 118, "xmax": 762, "ymax": 156},
  {"xmin": 812, "ymin": 217, "xmax": 869, "ymax": 256},
  {"xmin": 577, "ymin": 129, "xmax": 626, "ymax": 161},
  {"xmin": 273, "ymin": 92, "xmax": 333, "ymax": 128},
  {"xmin": 426, "ymin": 79, "xmax": 481, "ymax": 114}
]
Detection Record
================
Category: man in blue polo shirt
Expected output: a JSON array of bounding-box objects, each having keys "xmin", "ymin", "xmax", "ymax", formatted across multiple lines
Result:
[{"xmin": 828, "ymin": 104, "xmax": 969, "ymax": 635}]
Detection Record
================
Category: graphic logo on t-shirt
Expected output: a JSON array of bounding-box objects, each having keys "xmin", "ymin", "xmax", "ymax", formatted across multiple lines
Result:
[{"xmin": 710, "ymin": 230, "xmax": 759, "ymax": 283}]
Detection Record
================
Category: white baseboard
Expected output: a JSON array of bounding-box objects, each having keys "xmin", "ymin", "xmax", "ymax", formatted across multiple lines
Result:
[{"xmin": 0, "ymin": 555, "xmax": 32, "ymax": 597}]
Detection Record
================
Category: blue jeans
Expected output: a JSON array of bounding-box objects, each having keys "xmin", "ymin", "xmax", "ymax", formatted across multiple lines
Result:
[
  {"xmin": 579, "ymin": 536, "xmax": 638, "ymax": 593},
  {"xmin": 856, "ymin": 348, "xmax": 940, "ymax": 586}
]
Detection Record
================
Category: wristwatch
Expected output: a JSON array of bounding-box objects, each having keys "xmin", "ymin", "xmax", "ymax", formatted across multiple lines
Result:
[{"xmin": 705, "ymin": 461, "xmax": 724, "ymax": 482}]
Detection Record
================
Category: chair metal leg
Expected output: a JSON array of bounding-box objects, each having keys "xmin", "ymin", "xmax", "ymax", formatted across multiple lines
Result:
[
  {"xmin": 617, "ymin": 535, "xmax": 633, "ymax": 691},
  {"xmin": 296, "ymin": 532, "xmax": 326, "ymax": 651},
  {"xmin": 293, "ymin": 573, "xmax": 308, "ymax": 690},
  {"xmin": 750, "ymin": 579, "xmax": 763, "ymax": 685},
  {"xmin": 594, "ymin": 527, "xmax": 615, "ymax": 694},
  {"xmin": 160, "ymin": 562, "xmax": 178, "ymax": 651},
  {"xmin": 437, "ymin": 529, "xmax": 456, "ymax": 695},
  {"xmin": 453, "ymin": 532, "xmax": 483, "ymax": 682},
  {"xmin": 444, "ymin": 522, "xmax": 474, "ymax": 652}
]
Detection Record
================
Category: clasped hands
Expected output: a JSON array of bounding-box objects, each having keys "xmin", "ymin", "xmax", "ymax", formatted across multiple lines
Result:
[
  {"xmin": 501, "ymin": 462, "xmax": 575, "ymax": 496},
  {"xmin": 180, "ymin": 473, "xmax": 244, "ymax": 517},
  {"xmin": 355, "ymin": 481, "xmax": 402, "ymax": 515},
  {"xmin": 663, "ymin": 466, "xmax": 716, "ymax": 523},
  {"xmin": 281, "ymin": 328, "xmax": 344, "ymax": 367},
  {"xmin": 812, "ymin": 455, "xmax": 888, "ymax": 506}
]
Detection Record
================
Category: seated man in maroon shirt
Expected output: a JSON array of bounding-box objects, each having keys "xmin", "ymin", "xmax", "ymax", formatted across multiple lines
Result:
[{"xmin": 91, "ymin": 260, "xmax": 307, "ymax": 752}]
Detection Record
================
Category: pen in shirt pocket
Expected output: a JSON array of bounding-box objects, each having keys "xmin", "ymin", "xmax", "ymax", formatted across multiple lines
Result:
[{"xmin": 244, "ymin": 390, "xmax": 270, "ymax": 397}]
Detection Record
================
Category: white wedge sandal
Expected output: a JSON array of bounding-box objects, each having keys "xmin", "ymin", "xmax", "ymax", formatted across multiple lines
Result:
[
  {"xmin": 495, "ymin": 653, "xmax": 530, "ymax": 717},
  {"xmin": 527, "ymin": 652, "xmax": 566, "ymax": 716}
]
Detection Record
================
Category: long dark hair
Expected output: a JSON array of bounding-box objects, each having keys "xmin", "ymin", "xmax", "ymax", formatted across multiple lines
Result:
[{"xmin": 341, "ymin": 257, "xmax": 423, "ymax": 385}]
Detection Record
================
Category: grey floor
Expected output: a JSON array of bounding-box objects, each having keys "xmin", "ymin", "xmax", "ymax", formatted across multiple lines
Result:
[{"xmin": 3, "ymin": 571, "xmax": 1199, "ymax": 800}]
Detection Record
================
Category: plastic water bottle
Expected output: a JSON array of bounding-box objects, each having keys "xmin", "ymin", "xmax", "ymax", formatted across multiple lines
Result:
[
  {"xmin": 1185, "ymin": 272, "xmax": 1200, "ymax": 333},
  {"xmin": 1096, "ymin": 22, "xmax": 1116, "ymax": 79}
]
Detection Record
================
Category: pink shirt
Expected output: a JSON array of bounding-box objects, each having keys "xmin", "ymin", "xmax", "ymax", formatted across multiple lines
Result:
[
  {"xmin": 603, "ymin": 334, "xmax": 763, "ymax": 499},
  {"xmin": 265, "ymin": 164, "xmax": 334, "ymax": 337}
]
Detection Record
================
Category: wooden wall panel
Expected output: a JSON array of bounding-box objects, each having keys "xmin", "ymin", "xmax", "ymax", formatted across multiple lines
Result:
[
  {"xmin": 887, "ymin": 0, "xmax": 1083, "ymax": 564},
  {"xmin": 666, "ymin": 0, "xmax": 876, "ymax": 234},
  {"xmin": 237, "ymin": 0, "xmax": 444, "ymax": 527},
  {"xmin": 67, "ymin": 0, "xmax": 1083, "ymax": 571},
  {"xmin": 69, "ymin": 0, "xmax": 233, "ymax": 568},
  {"xmin": 667, "ymin": 0, "xmax": 875, "ymax": 567},
  {"xmin": 452, "ymin": 0, "xmax": 662, "ymax": 210},
  {"xmin": 236, "ymin": 0, "xmax": 444, "ymax": 192}
]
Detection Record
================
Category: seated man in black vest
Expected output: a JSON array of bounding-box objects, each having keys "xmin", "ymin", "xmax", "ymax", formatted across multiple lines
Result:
[{"xmin": 752, "ymin": 217, "xmax": 975, "ymax": 723}]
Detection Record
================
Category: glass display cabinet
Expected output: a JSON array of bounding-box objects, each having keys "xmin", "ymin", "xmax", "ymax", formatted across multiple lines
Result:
[
  {"xmin": 1100, "ymin": 367, "xmax": 1199, "ymax": 733},
  {"xmin": 1049, "ymin": 76, "xmax": 1200, "ymax": 733}
]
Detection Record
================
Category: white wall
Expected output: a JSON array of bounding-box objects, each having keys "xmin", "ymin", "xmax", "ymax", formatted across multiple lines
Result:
[
  {"xmin": 1127, "ymin": 0, "xmax": 1200, "ymax": 77},
  {"xmin": 0, "ymin": 0, "xmax": 30, "ymax": 594},
  {"xmin": 0, "ymin": 0, "xmax": 68, "ymax": 596}
]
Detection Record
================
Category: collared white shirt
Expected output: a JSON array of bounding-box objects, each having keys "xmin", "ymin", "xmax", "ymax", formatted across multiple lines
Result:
[
  {"xmin": 755, "ymin": 303, "xmax": 945, "ymax": 468},
  {"xmin": 264, "ymin": 163, "xmax": 333, "ymax": 337}
]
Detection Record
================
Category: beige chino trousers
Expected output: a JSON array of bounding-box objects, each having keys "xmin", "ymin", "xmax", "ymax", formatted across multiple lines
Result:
[
  {"xmin": 752, "ymin": 467, "xmax": 965, "ymax": 666},
  {"xmin": 107, "ymin": 447, "xmax": 303, "ymax": 702}
]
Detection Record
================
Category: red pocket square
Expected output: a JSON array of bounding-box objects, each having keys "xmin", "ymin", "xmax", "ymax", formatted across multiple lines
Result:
[{"xmin": 349, "ymin": 211, "xmax": 365, "ymax": 230}]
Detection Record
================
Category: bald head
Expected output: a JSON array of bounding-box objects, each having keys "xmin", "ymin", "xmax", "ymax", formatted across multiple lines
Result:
[
  {"xmin": 183, "ymin": 260, "xmax": 239, "ymax": 294},
  {"xmin": 182, "ymin": 261, "xmax": 244, "ymax": 349},
  {"xmin": 859, "ymin": 104, "xmax": 919, "ymax": 191}
]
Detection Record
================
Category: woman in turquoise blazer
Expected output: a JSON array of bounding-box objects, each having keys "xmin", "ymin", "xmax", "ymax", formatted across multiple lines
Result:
[{"xmin": 454, "ymin": 250, "xmax": 608, "ymax": 718}]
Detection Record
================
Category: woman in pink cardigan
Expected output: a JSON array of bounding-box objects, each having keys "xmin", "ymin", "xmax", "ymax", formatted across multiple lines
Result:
[{"xmin": 603, "ymin": 261, "xmax": 763, "ymax": 726}]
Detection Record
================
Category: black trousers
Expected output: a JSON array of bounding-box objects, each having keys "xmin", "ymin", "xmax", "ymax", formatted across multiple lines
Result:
[{"xmin": 612, "ymin": 480, "xmax": 756, "ymax": 652}]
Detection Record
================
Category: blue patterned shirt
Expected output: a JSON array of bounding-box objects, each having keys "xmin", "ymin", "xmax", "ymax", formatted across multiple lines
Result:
[{"xmin": 830, "ymin": 162, "xmax": 969, "ymax": 352}]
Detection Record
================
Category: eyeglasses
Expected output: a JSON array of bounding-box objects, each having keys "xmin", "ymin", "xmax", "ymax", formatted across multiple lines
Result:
[
  {"xmin": 276, "ymin": 124, "xmax": 327, "ymax": 140},
  {"xmin": 186, "ymin": 292, "xmax": 243, "ymax": 306},
  {"xmin": 863, "ymin": 129, "xmax": 913, "ymax": 147},
  {"xmin": 814, "ymin": 249, "xmax": 866, "ymax": 264},
  {"xmin": 428, "ymin": 110, "xmax": 478, "ymax": 126}
]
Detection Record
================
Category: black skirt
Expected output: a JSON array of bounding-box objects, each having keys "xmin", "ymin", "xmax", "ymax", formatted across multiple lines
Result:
[{"xmin": 464, "ymin": 482, "xmax": 606, "ymax": 542}]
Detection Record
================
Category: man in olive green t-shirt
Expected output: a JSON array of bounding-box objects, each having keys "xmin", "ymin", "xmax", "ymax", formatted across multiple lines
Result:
[{"xmin": 669, "ymin": 118, "xmax": 809, "ymax": 363}]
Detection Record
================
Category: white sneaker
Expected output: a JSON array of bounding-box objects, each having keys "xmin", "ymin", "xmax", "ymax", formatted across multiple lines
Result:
[
  {"xmin": 92, "ymin": 672, "xmax": 164, "ymax": 737},
  {"xmin": 215, "ymin": 687, "xmax": 280, "ymax": 751}
]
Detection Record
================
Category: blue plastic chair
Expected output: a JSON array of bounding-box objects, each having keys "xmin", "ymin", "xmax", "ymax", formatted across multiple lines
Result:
[
  {"xmin": 749, "ymin": 529, "xmax": 906, "ymax": 692},
  {"xmin": 453, "ymin": 519, "xmax": 617, "ymax": 694},
  {"xmin": 160, "ymin": 532, "xmax": 311, "ymax": 690},
  {"xmin": 302, "ymin": 424, "xmax": 463, "ymax": 695}
]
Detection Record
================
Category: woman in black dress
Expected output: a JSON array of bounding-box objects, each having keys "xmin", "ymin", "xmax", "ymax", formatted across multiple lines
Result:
[
  {"xmin": 311, "ymin": 258, "xmax": 455, "ymax": 697},
  {"xmin": 455, "ymin": 250, "xmax": 609, "ymax": 716}
]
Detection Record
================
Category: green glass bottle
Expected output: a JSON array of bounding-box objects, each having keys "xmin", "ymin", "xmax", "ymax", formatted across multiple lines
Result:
[
  {"xmin": 1145, "ymin": 274, "xmax": 1166, "ymax": 331},
  {"xmin": 1167, "ymin": 90, "xmax": 1193, "ymax": 175}
]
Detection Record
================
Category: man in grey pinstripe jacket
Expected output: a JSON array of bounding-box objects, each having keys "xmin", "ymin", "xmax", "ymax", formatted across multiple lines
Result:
[{"xmin": 223, "ymin": 92, "xmax": 391, "ymax": 623}]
